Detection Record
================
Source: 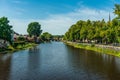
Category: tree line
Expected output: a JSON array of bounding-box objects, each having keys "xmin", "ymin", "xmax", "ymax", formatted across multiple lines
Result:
[
  {"xmin": 0, "ymin": 18, "xmax": 43, "ymax": 44},
  {"xmin": 0, "ymin": 17, "xmax": 62, "ymax": 46},
  {"xmin": 64, "ymin": 4, "xmax": 120, "ymax": 44}
]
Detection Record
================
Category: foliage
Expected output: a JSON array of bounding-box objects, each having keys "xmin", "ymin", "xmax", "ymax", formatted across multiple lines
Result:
[
  {"xmin": 0, "ymin": 17, "xmax": 13, "ymax": 43},
  {"xmin": 114, "ymin": 4, "xmax": 120, "ymax": 17},
  {"xmin": 65, "ymin": 42, "xmax": 120, "ymax": 57},
  {"xmin": 12, "ymin": 41, "xmax": 26, "ymax": 48},
  {"xmin": 52, "ymin": 35, "xmax": 63, "ymax": 41},
  {"xmin": 91, "ymin": 43, "xmax": 95, "ymax": 47},
  {"xmin": 64, "ymin": 18, "xmax": 120, "ymax": 44},
  {"xmin": 9, "ymin": 42, "xmax": 37, "ymax": 50},
  {"xmin": 40, "ymin": 32, "xmax": 52, "ymax": 41},
  {"xmin": 64, "ymin": 4, "xmax": 120, "ymax": 44},
  {"xmin": 27, "ymin": 22, "xmax": 42, "ymax": 37},
  {"xmin": 18, "ymin": 36, "xmax": 25, "ymax": 41}
]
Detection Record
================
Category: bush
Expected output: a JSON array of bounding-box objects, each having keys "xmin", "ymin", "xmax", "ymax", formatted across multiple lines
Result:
[
  {"xmin": 12, "ymin": 41, "xmax": 26, "ymax": 48},
  {"xmin": 91, "ymin": 44, "xmax": 95, "ymax": 47},
  {"xmin": 18, "ymin": 36, "xmax": 25, "ymax": 41}
]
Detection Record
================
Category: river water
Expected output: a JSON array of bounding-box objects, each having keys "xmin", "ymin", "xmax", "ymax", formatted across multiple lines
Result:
[{"xmin": 0, "ymin": 42, "xmax": 120, "ymax": 80}]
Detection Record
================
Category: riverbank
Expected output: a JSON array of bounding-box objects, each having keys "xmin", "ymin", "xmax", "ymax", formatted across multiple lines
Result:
[
  {"xmin": 0, "ymin": 43, "xmax": 38, "ymax": 53},
  {"xmin": 64, "ymin": 41, "xmax": 120, "ymax": 57}
]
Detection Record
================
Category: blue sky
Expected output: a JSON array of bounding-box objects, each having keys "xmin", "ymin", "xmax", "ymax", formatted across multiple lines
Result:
[{"xmin": 0, "ymin": 0, "xmax": 120, "ymax": 35}]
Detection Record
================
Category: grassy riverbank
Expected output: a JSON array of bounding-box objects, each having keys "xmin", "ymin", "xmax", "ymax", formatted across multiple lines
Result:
[
  {"xmin": 65, "ymin": 41, "xmax": 120, "ymax": 57},
  {"xmin": 0, "ymin": 42, "xmax": 38, "ymax": 53}
]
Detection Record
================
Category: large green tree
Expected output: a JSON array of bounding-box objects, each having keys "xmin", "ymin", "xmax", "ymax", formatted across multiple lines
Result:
[
  {"xmin": 27, "ymin": 22, "xmax": 42, "ymax": 37},
  {"xmin": 0, "ymin": 17, "xmax": 13, "ymax": 43}
]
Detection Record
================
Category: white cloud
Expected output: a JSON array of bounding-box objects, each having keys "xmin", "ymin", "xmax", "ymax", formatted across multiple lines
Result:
[
  {"xmin": 9, "ymin": 7, "xmax": 116, "ymax": 35},
  {"xmin": 67, "ymin": 7, "xmax": 115, "ymax": 21}
]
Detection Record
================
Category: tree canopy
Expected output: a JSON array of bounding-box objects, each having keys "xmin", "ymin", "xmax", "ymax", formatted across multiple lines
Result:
[
  {"xmin": 114, "ymin": 4, "xmax": 120, "ymax": 17},
  {"xmin": 40, "ymin": 32, "xmax": 52, "ymax": 41},
  {"xmin": 27, "ymin": 22, "xmax": 42, "ymax": 37},
  {"xmin": 64, "ymin": 19, "xmax": 120, "ymax": 44},
  {"xmin": 64, "ymin": 4, "xmax": 120, "ymax": 44},
  {"xmin": 0, "ymin": 17, "xmax": 13, "ymax": 43}
]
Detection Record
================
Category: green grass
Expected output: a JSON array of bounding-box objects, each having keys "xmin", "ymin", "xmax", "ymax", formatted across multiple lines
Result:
[
  {"xmin": 0, "ymin": 42, "xmax": 38, "ymax": 53},
  {"xmin": 15, "ymin": 43, "xmax": 37, "ymax": 49},
  {"xmin": 65, "ymin": 42, "xmax": 120, "ymax": 57}
]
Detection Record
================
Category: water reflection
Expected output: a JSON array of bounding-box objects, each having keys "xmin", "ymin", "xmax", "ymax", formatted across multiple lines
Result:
[
  {"xmin": 26, "ymin": 47, "xmax": 41, "ymax": 80},
  {"xmin": 29, "ymin": 47, "xmax": 40, "ymax": 53},
  {"xmin": 0, "ymin": 42, "xmax": 120, "ymax": 80},
  {"xmin": 0, "ymin": 54, "xmax": 12, "ymax": 80},
  {"xmin": 66, "ymin": 45, "xmax": 120, "ymax": 80}
]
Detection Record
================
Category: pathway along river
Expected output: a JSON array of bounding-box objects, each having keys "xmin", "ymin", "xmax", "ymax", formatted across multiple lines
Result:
[{"xmin": 0, "ymin": 42, "xmax": 120, "ymax": 80}]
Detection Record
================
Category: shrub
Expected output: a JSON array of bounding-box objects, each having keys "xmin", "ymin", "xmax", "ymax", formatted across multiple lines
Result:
[
  {"xmin": 91, "ymin": 44, "xmax": 95, "ymax": 47},
  {"xmin": 18, "ymin": 36, "xmax": 25, "ymax": 41},
  {"xmin": 12, "ymin": 41, "xmax": 25, "ymax": 48}
]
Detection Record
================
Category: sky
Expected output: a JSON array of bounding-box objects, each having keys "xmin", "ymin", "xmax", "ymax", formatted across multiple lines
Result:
[{"xmin": 0, "ymin": 0, "xmax": 120, "ymax": 35}]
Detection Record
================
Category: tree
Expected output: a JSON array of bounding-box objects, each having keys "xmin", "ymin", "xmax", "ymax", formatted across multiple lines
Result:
[
  {"xmin": 27, "ymin": 22, "xmax": 42, "ymax": 37},
  {"xmin": 0, "ymin": 17, "xmax": 13, "ymax": 44},
  {"xmin": 18, "ymin": 36, "xmax": 25, "ymax": 41},
  {"xmin": 64, "ymin": 4, "xmax": 120, "ymax": 44},
  {"xmin": 40, "ymin": 32, "xmax": 52, "ymax": 41},
  {"xmin": 114, "ymin": 4, "xmax": 120, "ymax": 17},
  {"xmin": 52, "ymin": 35, "xmax": 63, "ymax": 41},
  {"xmin": 112, "ymin": 18, "xmax": 119, "ymax": 26}
]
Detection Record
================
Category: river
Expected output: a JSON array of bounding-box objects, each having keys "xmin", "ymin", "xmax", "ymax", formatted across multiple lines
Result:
[{"xmin": 0, "ymin": 42, "xmax": 120, "ymax": 80}]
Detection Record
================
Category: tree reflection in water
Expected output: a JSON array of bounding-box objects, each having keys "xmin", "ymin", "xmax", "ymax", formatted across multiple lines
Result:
[
  {"xmin": 27, "ymin": 46, "xmax": 41, "ymax": 80},
  {"xmin": 0, "ymin": 54, "xmax": 12, "ymax": 80},
  {"xmin": 29, "ymin": 47, "xmax": 40, "ymax": 54}
]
